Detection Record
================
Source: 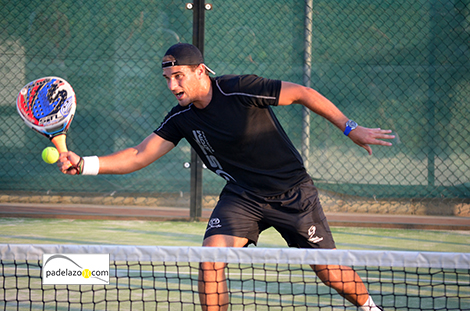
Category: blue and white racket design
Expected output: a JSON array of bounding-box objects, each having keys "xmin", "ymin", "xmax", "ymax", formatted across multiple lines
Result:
[
  {"xmin": 17, "ymin": 77, "xmax": 77, "ymax": 173},
  {"xmin": 17, "ymin": 76, "xmax": 76, "ymax": 142}
]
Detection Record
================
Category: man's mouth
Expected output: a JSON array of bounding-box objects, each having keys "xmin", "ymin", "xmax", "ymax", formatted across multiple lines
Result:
[{"xmin": 175, "ymin": 92, "xmax": 184, "ymax": 100}]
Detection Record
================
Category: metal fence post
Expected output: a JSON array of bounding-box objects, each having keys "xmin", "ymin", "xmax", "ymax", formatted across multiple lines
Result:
[
  {"xmin": 189, "ymin": 0, "xmax": 206, "ymax": 221},
  {"xmin": 426, "ymin": 1, "xmax": 437, "ymax": 187},
  {"xmin": 302, "ymin": 0, "xmax": 313, "ymax": 173}
]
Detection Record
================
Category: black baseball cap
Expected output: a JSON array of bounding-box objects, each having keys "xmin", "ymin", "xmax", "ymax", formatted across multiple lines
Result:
[{"xmin": 162, "ymin": 43, "xmax": 215, "ymax": 75}]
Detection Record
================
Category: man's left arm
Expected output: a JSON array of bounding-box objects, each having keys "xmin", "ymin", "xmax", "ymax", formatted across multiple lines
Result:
[{"xmin": 278, "ymin": 81, "xmax": 395, "ymax": 155}]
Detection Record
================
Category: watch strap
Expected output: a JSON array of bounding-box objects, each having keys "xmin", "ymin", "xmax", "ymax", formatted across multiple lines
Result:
[
  {"xmin": 343, "ymin": 120, "xmax": 357, "ymax": 136},
  {"xmin": 344, "ymin": 126, "xmax": 353, "ymax": 136}
]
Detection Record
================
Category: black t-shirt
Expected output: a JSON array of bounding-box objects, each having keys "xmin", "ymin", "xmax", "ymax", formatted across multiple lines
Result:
[{"xmin": 154, "ymin": 74, "xmax": 311, "ymax": 196}]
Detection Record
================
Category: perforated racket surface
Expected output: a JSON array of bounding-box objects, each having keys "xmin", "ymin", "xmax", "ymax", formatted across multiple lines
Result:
[{"xmin": 16, "ymin": 76, "xmax": 76, "ymax": 139}]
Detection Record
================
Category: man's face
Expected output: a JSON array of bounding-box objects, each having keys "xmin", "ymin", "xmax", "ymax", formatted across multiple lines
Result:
[{"xmin": 162, "ymin": 65, "xmax": 203, "ymax": 107}]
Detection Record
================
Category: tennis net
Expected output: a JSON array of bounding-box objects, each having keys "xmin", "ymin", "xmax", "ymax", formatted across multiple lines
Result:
[{"xmin": 1, "ymin": 244, "xmax": 469, "ymax": 310}]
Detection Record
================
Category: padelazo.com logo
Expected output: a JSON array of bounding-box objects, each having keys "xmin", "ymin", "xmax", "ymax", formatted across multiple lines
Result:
[{"xmin": 42, "ymin": 254, "xmax": 109, "ymax": 285}]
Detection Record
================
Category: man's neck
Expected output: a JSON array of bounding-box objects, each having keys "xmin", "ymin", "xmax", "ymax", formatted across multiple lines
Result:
[{"xmin": 192, "ymin": 76, "xmax": 213, "ymax": 109}]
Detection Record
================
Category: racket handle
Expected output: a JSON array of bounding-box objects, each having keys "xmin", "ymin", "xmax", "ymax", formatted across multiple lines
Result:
[
  {"xmin": 51, "ymin": 134, "xmax": 76, "ymax": 172},
  {"xmin": 51, "ymin": 134, "xmax": 68, "ymax": 153}
]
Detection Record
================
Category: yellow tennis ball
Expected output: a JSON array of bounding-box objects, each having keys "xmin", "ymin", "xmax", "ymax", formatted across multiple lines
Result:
[{"xmin": 42, "ymin": 147, "xmax": 59, "ymax": 164}]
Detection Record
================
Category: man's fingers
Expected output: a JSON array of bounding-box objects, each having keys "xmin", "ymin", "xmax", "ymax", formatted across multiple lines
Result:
[
  {"xmin": 351, "ymin": 127, "xmax": 395, "ymax": 155},
  {"xmin": 57, "ymin": 152, "xmax": 79, "ymax": 175},
  {"xmin": 369, "ymin": 129, "xmax": 395, "ymax": 142}
]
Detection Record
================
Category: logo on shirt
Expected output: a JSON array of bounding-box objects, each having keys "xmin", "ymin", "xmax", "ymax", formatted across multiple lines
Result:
[
  {"xmin": 192, "ymin": 130, "xmax": 236, "ymax": 182},
  {"xmin": 193, "ymin": 130, "xmax": 215, "ymax": 154},
  {"xmin": 206, "ymin": 218, "xmax": 222, "ymax": 231},
  {"xmin": 307, "ymin": 225, "xmax": 324, "ymax": 244}
]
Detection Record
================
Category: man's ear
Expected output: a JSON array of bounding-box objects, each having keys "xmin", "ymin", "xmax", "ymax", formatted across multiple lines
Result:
[{"xmin": 196, "ymin": 63, "xmax": 206, "ymax": 77}]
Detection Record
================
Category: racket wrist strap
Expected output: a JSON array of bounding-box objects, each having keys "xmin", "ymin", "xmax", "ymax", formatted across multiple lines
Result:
[
  {"xmin": 76, "ymin": 157, "xmax": 84, "ymax": 175},
  {"xmin": 82, "ymin": 156, "xmax": 100, "ymax": 175}
]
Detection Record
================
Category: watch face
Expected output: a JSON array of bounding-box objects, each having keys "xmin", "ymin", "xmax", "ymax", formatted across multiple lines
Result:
[{"xmin": 347, "ymin": 120, "xmax": 357, "ymax": 129}]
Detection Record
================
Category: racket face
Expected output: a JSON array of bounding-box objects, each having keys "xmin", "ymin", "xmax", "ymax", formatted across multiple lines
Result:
[{"xmin": 16, "ymin": 77, "xmax": 76, "ymax": 138}]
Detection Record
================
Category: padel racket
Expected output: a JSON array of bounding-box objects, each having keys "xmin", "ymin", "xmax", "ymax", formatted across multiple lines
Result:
[{"xmin": 16, "ymin": 76, "xmax": 76, "ymax": 169}]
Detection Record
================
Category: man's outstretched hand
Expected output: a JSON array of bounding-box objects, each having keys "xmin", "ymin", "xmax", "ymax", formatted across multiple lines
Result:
[{"xmin": 348, "ymin": 127, "xmax": 395, "ymax": 155}]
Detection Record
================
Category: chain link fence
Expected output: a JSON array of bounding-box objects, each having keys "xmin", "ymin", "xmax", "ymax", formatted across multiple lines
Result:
[{"xmin": 1, "ymin": 0, "xmax": 469, "ymax": 216}]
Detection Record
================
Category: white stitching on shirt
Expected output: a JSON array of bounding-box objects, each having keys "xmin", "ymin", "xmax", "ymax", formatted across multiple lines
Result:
[
  {"xmin": 156, "ymin": 104, "xmax": 193, "ymax": 131},
  {"xmin": 216, "ymin": 80, "xmax": 277, "ymax": 100}
]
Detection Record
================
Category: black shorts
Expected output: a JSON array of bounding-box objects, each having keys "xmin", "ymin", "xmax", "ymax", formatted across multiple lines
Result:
[{"xmin": 203, "ymin": 180, "xmax": 336, "ymax": 249}]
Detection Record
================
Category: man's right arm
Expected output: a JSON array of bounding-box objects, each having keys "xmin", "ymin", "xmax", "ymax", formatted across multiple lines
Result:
[
  {"xmin": 58, "ymin": 133, "xmax": 175, "ymax": 175},
  {"xmin": 278, "ymin": 81, "xmax": 394, "ymax": 155}
]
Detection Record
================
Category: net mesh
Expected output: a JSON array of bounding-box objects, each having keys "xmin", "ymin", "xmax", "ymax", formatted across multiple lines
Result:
[{"xmin": 1, "ymin": 245, "xmax": 469, "ymax": 310}]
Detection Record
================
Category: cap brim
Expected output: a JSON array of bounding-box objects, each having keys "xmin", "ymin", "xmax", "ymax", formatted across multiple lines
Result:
[{"xmin": 204, "ymin": 64, "xmax": 215, "ymax": 75}]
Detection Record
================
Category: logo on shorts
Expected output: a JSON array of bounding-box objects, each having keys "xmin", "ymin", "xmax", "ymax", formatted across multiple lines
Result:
[
  {"xmin": 206, "ymin": 218, "xmax": 222, "ymax": 231},
  {"xmin": 307, "ymin": 225, "xmax": 324, "ymax": 244}
]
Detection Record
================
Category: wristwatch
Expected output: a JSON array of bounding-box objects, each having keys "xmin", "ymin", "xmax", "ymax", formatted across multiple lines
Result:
[{"xmin": 343, "ymin": 120, "xmax": 358, "ymax": 136}]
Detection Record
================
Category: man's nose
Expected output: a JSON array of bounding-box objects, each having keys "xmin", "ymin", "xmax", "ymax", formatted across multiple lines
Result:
[{"xmin": 167, "ymin": 79, "xmax": 177, "ymax": 91}]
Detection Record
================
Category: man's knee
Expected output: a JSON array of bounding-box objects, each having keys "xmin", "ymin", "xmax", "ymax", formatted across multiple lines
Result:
[
  {"xmin": 202, "ymin": 234, "xmax": 249, "ymax": 247},
  {"xmin": 200, "ymin": 261, "xmax": 227, "ymax": 272}
]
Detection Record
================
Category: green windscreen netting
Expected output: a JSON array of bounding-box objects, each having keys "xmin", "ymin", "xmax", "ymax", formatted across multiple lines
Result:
[{"xmin": 1, "ymin": 0, "xmax": 469, "ymax": 214}]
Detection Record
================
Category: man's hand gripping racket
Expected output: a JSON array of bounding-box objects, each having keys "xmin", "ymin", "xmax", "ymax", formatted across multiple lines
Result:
[{"xmin": 16, "ymin": 76, "xmax": 79, "ymax": 173}]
